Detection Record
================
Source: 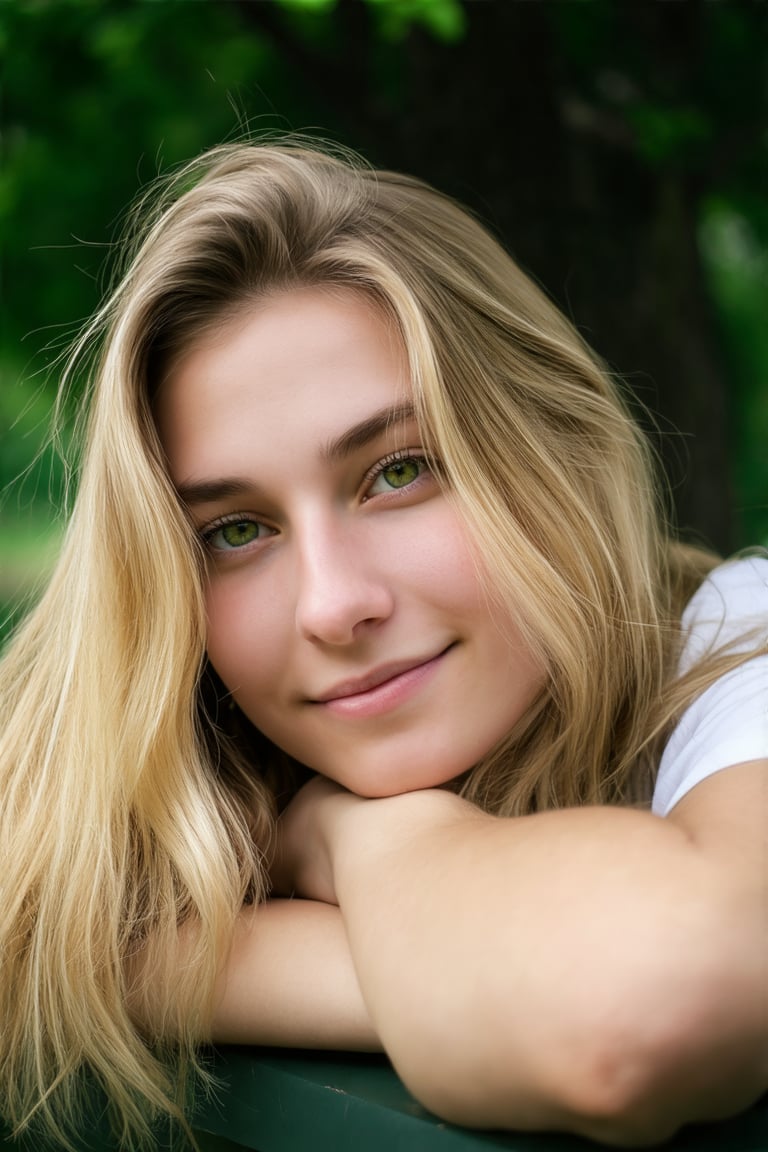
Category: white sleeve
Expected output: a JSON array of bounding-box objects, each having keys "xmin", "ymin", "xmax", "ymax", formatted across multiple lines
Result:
[{"xmin": 652, "ymin": 556, "xmax": 768, "ymax": 817}]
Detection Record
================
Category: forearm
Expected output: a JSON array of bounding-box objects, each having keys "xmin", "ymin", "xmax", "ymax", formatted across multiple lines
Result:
[
  {"xmin": 329, "ymin": 790, "xmax": 767, "ymax": 1142},
  {"xmin": 212, "ymin": 898, "xmax": 379, "ymax": 1050}
]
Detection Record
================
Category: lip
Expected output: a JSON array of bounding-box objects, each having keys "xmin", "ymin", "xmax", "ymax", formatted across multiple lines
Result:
[{"xmin": 311, "ymin": 646, "xmax": 453, "ymax": 718}]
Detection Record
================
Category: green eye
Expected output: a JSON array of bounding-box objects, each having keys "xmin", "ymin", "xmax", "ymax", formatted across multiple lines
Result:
[
  {"xmin": 367, "ymin": 455, "xmax": 429, "ymax": 497},
  {"xmin": 222, "ymin": 521, "xmax": 260, "ymax": 547},
  {"xmin": 382, "ymin": 459, "xmax": 421, "ymax": 489},
  {"xmin": 206, "ymin": 519, "xmax": 267, "ymax": 551}
]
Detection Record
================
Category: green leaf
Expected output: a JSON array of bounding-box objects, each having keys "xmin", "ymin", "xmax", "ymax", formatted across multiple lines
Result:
[{"xmin": 365, "ymin": 0, "xmax": 466, "ymax": 43}]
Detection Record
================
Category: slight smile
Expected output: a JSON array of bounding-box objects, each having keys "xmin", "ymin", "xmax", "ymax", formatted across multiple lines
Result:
[{"xmin": 311, "ymin": 646, "xmax": 455, "ymax": 719}]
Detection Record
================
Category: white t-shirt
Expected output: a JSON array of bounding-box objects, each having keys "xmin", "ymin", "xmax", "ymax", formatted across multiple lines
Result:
[{"xmin": 652, "ymin": 556, "xmax": 768, "ymax": 816}]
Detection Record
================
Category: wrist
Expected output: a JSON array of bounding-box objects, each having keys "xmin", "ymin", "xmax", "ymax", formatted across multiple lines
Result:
[{"xmin": 331, "ymin": 788, "xmax": 485, "ymax": 890}]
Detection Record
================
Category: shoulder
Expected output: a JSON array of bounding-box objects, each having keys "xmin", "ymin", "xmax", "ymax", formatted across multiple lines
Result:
[
  {"xmin": 677, "ymin": 554, "xmax": 768, "ymax": 672},
  {"xmin": 652, "ymin": 555, "xmax": 768, "ymax": 817}
]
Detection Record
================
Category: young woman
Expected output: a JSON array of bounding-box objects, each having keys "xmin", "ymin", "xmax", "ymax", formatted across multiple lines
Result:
[{"xmin": 1, "ymin": 141, "xmax": 765, "ymax": 1149}]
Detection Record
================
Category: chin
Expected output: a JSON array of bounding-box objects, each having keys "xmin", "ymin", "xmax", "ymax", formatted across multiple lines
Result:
[
  {"xmin": 335, "ymin": 765, "xmax": 463, "ymax": 800},
  {"xmin": 348, "ymin": 781, "xmax": 415, "ymax": 799}
]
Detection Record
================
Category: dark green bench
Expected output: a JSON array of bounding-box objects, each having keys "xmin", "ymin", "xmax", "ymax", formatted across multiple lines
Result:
[
  {"xmin": 191, "ymin": 1047, "xmax": 768, "ymax": 1152},
  {"xmin": 3, "ymin": 1047, "xmax": 766, "ymax": 1149}
]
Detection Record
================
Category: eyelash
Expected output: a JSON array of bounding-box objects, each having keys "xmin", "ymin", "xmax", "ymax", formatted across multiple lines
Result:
[
  {"xmin": 201, "ymin": 515, "xmax": 275, "ymax": 554},
  {"xmin": 360, "ymin": 450, "xmax": 433, "ymax": 498},
  {"xmin": 200, "ymin": 449, "xmax": 435, "ymax": 554}
]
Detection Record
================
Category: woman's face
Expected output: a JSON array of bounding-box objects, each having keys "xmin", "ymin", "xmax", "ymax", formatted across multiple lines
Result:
[{"xmin": 157, "ymin": 287, "xmax": 543, "ymax": 797}]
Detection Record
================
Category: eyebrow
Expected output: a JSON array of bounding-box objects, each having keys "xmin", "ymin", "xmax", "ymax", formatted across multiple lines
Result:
[
  {"xmin": 321, "ymin": 402, "xmax": 416, "ymax": 463},
  {"xmin": 177, "ymin": 477, "xmax": 256, "ymax": 507},
  {"xmin": 176, "ymin": 402, "xmax": 418, "ymax": 508}
]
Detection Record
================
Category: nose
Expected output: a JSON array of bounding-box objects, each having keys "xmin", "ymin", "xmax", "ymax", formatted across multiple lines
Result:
[{"xmin": 294, "ymin": 519, "xmax": 394, "ymax": 646}]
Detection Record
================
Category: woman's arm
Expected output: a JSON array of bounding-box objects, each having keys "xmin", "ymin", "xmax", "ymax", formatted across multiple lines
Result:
[
  {"xmin": 276, "ymin": 761, "xmax": 768, "ymax": 1145},
  {"xmin": 210, "ymin": 897, "xmax": 379, "ymax": 1050}
]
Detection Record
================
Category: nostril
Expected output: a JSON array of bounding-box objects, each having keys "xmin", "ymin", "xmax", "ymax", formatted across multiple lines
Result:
[{"xmin": 295, "ymin": 568, "xmax": 394, "ymax": 646}]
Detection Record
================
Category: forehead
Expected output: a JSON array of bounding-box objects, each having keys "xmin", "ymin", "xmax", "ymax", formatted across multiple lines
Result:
[{"xmin": 154, "ymin": 286, "xmax": 414, "ymax": 486}]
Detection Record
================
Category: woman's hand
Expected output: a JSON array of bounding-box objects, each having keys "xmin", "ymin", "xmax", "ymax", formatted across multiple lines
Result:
[
  {"xmin": 271, "ymin": 776, "xmax": 468, "ymax": 904},
  {"xmin": 271, "ymin": 774, "xmax": 362, "ymax": 905}
]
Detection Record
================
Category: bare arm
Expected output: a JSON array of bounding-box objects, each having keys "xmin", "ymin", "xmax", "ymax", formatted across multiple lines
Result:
[
  {"xmin": 276, "ymin": 761, "xmax": 768, "ymax": 1144},
  {"xmin": 210, "ymin": 897, "xmax": 378, "ymax": 1050}
]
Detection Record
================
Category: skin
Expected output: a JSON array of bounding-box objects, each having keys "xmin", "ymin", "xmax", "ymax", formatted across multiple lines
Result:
[
  {"xmin": 157, "ymin": 286, "xmax": 543, "ymax": 799},
  {"xmin": 270, "ymin": 763, "xmax": 768, "ymax": 1144},
  {"xmin": 158, "ymin": 287, "xmax": 768, "ymax": 1144}
]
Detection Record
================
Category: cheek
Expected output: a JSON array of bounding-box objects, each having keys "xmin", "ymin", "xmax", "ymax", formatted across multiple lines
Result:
[
  {"xmin": 203, "ymin": 575, "xmax": 284, "ymax": 697},
  {"xmin": 417, "ymin": 506, "xmax": 490, "ymax": 614},
  {"xmin": 431, "ymin": 510, "xmax": 544, "ymax": 685}
]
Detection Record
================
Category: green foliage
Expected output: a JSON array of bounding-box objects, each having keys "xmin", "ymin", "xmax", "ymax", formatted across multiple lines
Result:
[
  {"xmin": 279, "ymin": 0, "xmax": 338, "ymax": 12},
  {"xmin": 0, "ymin": 360, "xmax": 66, "ymax": 513},
  {"xmin": 700, "ymin": 202, "xmax": 768, "ymax": 546},
  {"xmin": 0, "ymin": 0, "xmax": 464, "ymax": 376},
  {"xmin": 628, "ymin": 103, "xmax": 710, "ymax": 167},
  {"xmin": 0, "ymin": 0, "xmax": 269, "ymax": 364},
  {"xmin": 550, "ymin": 0, "xmax": 766, "ymax": 182},
  {"xmin": 276, "ymin": 0, "xmax": 466, "ymax": 40},
  {"xmin": 548, "ymin": 0, "xmax": 768, "ymax": 545},
  {"xmin": 363, "ymin": 0, "xmax": 466, "ymax": 42}
]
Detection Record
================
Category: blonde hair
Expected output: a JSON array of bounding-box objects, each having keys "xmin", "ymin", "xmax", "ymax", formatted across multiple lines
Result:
[{"xmin": 0, "ymin": 141, "xmax": 729, "ymax": 1145}]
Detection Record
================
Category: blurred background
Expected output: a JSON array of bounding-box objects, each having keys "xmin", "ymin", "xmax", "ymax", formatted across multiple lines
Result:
[{"xmin": 2, "ymin": 0, "xmax": 767, "ymax": 647}]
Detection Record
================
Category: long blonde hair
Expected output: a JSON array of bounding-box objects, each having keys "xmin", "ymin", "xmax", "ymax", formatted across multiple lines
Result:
[{"xmin": 0, "ymin": 141, "xmax": 724, "ymax": 1145}]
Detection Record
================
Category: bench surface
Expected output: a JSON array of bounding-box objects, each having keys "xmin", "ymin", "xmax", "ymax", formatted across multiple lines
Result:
[
  {"xmin": 2, "ymin": 1047, "xmax": 766, "ymax": 1149},
  {"xmin": 192, "ymin": 1047, "xmax": 768, "ymax": 1152}
]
